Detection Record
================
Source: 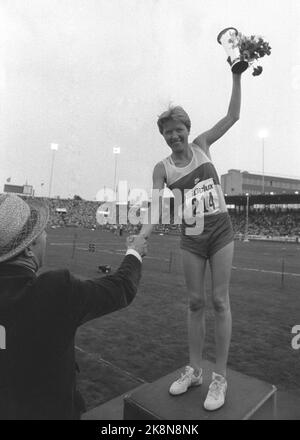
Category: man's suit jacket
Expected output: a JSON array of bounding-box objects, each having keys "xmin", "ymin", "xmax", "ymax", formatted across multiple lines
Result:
[{"xmin": 0, "ymin": 254, "xmax": 141, "ymax": 420}]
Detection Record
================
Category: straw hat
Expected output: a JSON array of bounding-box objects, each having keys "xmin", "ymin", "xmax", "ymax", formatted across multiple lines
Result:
[{"xmin": 0, "ymin": 194, "xmax": 49, "ymax": 263}]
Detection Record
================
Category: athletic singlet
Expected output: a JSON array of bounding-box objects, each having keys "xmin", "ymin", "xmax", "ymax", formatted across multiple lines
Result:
[{"xmin": 161, "ymin": 143, "xmax": 227, "ymax": 225}]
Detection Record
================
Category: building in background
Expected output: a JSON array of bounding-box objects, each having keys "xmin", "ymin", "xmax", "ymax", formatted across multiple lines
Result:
[
  {"xmin": 221, "ymin": 169, "xmax": 300, "ymax": 196},
  {"xmin": 3, "ymin": 183, "xmax": 34, "ymax": 196}
]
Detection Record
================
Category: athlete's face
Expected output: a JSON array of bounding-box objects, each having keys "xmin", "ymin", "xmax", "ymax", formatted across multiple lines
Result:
[{"xmin": 162, "ymin": 120, "xmax": 189, "ymax": 152}]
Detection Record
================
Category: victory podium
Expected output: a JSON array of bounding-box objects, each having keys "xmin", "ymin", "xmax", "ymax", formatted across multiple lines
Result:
[{"xmin": 123, "ymin": 360, "xmax": 277, "ymax": 420}]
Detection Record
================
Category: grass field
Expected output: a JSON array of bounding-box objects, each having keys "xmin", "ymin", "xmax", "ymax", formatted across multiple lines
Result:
[{"xmin": 44, "ymin": 227, "xmax": 300, "ymax": 411}]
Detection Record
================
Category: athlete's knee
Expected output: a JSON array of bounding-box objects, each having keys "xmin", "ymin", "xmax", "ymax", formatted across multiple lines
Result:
[
  {"xmin": 212, "ymin": 287, "xmax": 230, "ymax": 313},
  {"xmin": 189, "ymin": 293, "xmax": 206, "ymax": 313}
]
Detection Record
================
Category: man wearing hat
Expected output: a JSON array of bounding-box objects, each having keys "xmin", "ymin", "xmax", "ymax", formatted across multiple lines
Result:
[{"xmin": 0, "ymin": 194, "xmax": 147, "ymax": 420}]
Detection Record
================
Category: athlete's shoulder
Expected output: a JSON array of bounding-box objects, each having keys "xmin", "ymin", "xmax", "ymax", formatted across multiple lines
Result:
[
  {"xmin": 153, "ymin": 160, "xmax": 166, "ymax": 173},
  {"xmin": 153, "ymin": 161, "xmax": 166, "ymax": 185},
  {"xmin": 191, "ymin": 141, "xmax": 212, "ymax": 161}
]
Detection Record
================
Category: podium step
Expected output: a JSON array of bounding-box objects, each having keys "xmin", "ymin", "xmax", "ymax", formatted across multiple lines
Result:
[{"xmin": 123, "ymin": 361, "xmax": 277, "ymax": 420}]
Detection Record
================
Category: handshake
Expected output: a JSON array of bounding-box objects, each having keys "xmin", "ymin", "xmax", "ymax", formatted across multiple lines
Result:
[{"xmin": 126, "ymin": 234, "xmax": 148, "ymax": 258}]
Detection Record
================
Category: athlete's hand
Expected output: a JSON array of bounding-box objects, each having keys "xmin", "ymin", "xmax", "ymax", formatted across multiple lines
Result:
[{"xmin": 126, "ymin": 234, "xmax": 148, "ymax": 258}]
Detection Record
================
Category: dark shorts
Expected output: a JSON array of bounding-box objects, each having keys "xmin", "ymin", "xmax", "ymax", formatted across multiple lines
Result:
[{"xmin": 180, "ymin": 212, "xmax": 234, "ymax": 259}]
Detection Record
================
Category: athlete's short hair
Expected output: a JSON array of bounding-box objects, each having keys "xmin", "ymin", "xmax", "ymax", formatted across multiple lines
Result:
[{"xmin": 157, "ymin": 106, "xmax": 191, "ymax": 135}]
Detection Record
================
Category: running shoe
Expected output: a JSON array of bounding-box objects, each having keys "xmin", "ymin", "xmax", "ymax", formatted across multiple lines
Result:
[
  {"xmin": 169, "ymin": 366, "xmax": 203, "ymax": 395},
  {"xmin": 204, "ymin": 372, "xmax": 227, "ymax": 410}
]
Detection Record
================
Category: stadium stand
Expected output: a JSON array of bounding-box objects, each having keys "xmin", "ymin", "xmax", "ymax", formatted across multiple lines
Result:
[{"xmin": 13, "ymin": 195, "xmax": 300, "ymax": 240}]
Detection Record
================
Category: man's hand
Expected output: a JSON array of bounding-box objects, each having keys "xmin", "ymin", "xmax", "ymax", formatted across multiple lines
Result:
[{"xmin": 127, "ymin": 234, "xmax": 148, "ymax": 258}]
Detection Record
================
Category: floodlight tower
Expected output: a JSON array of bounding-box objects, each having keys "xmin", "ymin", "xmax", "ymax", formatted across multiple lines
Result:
[
  {"xmin": 258, "ymin": 130, "xmax": 269, "ymax": 194},
  {"xmin": 48, "ymin": 143, "xmax": 58, "ymax": 198}
]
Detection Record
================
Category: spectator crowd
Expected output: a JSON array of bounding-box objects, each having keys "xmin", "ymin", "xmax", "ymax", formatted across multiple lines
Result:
[{"xmin": 16, "ymin": 196, "xmax": 300, "ymax": 238}]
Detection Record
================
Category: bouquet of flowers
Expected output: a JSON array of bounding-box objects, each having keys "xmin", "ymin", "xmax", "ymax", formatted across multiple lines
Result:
[
  {"xmin": 218, "ymin": 28, "xmax": 271, "ymax": 76},
  {"xmin": 233, "ymin": 33, "xmax": 272, "ymax": 76}
]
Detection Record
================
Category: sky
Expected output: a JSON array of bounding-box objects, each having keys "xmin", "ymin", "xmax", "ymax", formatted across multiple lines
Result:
[{"xmin": 0, "ymin": 0, "xmax": 300, "ymax": 200}]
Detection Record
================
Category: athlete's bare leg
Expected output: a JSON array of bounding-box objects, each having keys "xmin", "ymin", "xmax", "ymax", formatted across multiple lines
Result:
[
  {"xmin": 182, "ymin": 249, "xmax": 207, "ymax": 374},
  {"xmin": 209, "ymin": 241, "xmax": 234, "ymax": 377}
]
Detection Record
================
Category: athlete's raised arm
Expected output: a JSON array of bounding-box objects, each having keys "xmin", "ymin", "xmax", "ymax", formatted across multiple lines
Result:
[{"xmin": 193, "ymin": 73, "xmax": 241, "ymax": 153}]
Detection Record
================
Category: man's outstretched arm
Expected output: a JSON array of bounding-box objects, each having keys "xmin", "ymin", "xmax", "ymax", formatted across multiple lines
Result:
[{"xmin": 69, "ymin": 235, "xmax": 147, "ymax": 326}]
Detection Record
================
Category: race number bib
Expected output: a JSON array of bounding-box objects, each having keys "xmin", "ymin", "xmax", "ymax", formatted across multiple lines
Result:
[
  {"xmin": 183, "ymin": 178, "xmax": 220, "ymax": 235},
  {"xmin": 185, "ymin": 178, "xmax": 220, "ymax": 216}
]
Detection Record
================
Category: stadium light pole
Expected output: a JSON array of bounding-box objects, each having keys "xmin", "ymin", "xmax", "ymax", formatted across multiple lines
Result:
[
  {"xmin": 49, "ymin": 143, "xmax": 58, "ymax": 198},
  {"xmin": 258, "ymin": 130, "xmax": 269, "ymax": 194},
  {"xmin": 244, "ymin": 193, "xmax": 250, "ymax": 242},
  {"xmin": 113, "ymin": 147, "xmax": 120, "ymax": 196}
]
